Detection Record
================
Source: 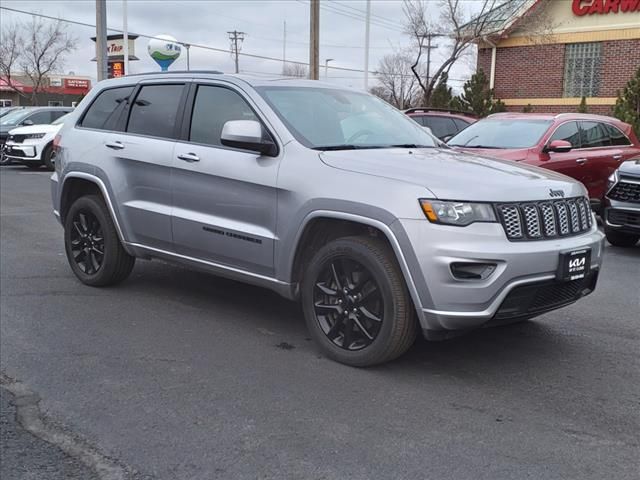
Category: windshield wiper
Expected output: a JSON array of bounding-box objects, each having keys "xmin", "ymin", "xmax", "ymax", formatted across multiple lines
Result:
[
  {"xmin": 453, "ymin": 145, "xmax": 501, "ymax": 149},
  {"xmin": 313, "ymin": 144, "xmax": 385, "ymax": 151},
  {"xmin": 386, "ymin": 144, "xmax": 433, "ymax": 148}
]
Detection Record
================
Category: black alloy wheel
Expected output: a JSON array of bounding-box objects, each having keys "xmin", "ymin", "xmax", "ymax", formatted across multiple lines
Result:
[
  {"xmin": 69, "ymin": 210, "xmax": 105, "ymax": 275},
  {"xmin": 313, "ymin": 257, "xmax": 384, "ymax": 351}
]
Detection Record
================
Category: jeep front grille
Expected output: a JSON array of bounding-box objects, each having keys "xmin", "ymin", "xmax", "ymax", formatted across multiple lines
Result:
[
  {"xmin": 607, "ymin": 177, "xmax": 640, "ymax": 203},
  {"xmin": 497, "ymin": 197, "xmax": 592, "ymax": 241}
]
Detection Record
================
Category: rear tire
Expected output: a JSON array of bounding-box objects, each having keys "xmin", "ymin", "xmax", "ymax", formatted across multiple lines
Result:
[
  {"xmin": 42, "ymin": 144, "xmax": 55, "ymax": 171},
  {"xmin": 64, "ymin": 195, "xmax": 135, "ymax": 286},
  {"xmin": 301, "ymin": 236, "xmax": 417, "ymax": 367},
  {"xmin": 605, "ymin": 227, "xmax": 639, "ymax": 248}
]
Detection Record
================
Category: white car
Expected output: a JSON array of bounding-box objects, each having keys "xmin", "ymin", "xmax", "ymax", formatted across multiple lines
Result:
[{"xmin": 3, "ymin": 114, "xmax": 68, "ymax": 170}]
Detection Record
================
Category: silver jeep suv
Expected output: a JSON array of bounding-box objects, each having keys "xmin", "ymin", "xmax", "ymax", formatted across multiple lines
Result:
[{"xmin": 51, "ymin": 72, "xmax": 604, "ymax": 366}]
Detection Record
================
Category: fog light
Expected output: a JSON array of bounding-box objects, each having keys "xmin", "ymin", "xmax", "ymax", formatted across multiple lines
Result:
[{"xmin": 451, "ymin": 262, "xmax": 497, "ymax": 280}]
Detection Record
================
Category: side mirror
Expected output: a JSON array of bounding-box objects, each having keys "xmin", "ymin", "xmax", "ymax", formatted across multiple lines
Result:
[
  {"xmin": 221, "ymin": 120, "xmax": 277, "ymax": 157},
  {"xmin": 544, "ymin": 139, "xmax": 572, "ymax": 153},
  {"xmin": 442, "ymin": 134, "xmax": 454, "ymax": 143},
  {"xmin": 21, "ymin": 119, "xmax": 34, "ymax": 126}
]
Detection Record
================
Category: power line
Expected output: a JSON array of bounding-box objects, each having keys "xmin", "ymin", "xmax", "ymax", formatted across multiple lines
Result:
[
  {"xmin": 326, "ymin": 0, "xmax": 404, "ymax": 32},
  {"xmin": 294, "ymin": 0, "xmax": 405, "ymax": 34}
]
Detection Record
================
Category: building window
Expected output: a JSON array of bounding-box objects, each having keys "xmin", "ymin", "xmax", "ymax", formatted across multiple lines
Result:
[
  {"xmin": 563, "ymin": 42, "xmax": 602, "ymax": 98},
  {"xmin": 48, "ymin": 100, "xmax": 63, "ymax": 107},
  {"xmin": 0, "ymin": 99, "xmax": 12, "ymax": 107}
]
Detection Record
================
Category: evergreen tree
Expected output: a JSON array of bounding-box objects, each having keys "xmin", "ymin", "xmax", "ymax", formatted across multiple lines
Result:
[
  {"xmin": 613, "ymin": 67, "xmax": 640, "ymax": 138},
  {"xmin": 429, "ymin": 73, "xmax": 453, "ymax": 109},
  {"xmin": 452, "ymin": 69, "xmax": 505, "ymax": 117},
  {"xmin": 577, "ymin": 96, "xmax": 588, "ymax": 113}
]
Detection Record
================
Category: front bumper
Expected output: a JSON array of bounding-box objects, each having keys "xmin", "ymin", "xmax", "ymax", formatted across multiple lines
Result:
[
  {"xmin": 604, "ymin": 201, "xmax": 640, "ymax": 235},
  {"xmin": 396, "ymin": 218, "xmax": 604, "ymax": 333},
  {"xmin": 3, "ymin": 142, "xmax": 40, "ymax": 161}
]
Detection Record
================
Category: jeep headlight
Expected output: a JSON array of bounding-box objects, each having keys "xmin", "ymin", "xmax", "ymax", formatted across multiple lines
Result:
[
  {"xmin": 419, "ymin": 199, "xmax": 497, "ymax": 226},
  {"xmin": 25, "ymin": 133, "xmax": 46, "ymax": 139}
]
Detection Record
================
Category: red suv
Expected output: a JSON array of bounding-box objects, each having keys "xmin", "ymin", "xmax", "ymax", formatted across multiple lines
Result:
[
  {"xmin": 447, "ymin": 113, "xmax": 640, "ymax": 209},
  {"xmin": 405, "ymin": 108, "xmax": 477, "ymax": 141}
]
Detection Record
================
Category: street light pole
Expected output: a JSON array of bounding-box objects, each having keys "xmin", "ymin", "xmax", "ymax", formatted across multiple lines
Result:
[
  {"xmin": 184, "ymin": 44, "xmax": 191, "ymax": 71},
  {"xmin": 123, "ymin": 0, "xmax": 129, "ymax": 75},
  {"xmin": 95, "ymin": 0, "xmax": 108, "ymax": 81},
  {"xmin": 363, "ymin": 0, "xmax": 371, "ymax": 90},
  {"xmin": 324, "ymin": 58, "xmax": 334, "ymax": 80}
]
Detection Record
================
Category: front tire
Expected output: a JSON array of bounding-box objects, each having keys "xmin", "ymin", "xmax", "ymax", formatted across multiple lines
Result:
[
  {"xmin": 64, "ymin": 195, "xmax": 135, "ymax": 286},
  {"xmin": 301, "ymin": 236, "xmax": 417, "ymax": 367},
  {"xmin": 42, "ymin": 144, "xmax": 55, "ymax": 171},
  {"xmin": 605, "ymin": 227, "xmax": 639, "ymax": 248}
]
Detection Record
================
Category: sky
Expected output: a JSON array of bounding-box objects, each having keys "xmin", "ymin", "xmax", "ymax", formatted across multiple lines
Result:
[{"xmin": 0, "ymin": 0, "xmax": 483, "ymax": 91}]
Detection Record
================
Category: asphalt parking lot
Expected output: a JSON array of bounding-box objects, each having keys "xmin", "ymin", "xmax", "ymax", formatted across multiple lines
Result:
[{"xmin": 1, "ymin": 165, "xmax": 639, "ymax": 480}]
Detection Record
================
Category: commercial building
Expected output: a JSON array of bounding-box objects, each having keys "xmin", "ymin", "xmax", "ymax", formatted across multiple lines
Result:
[
  {"xmin": 477, "ymin": 0, "xmax": 640, "ymax": 114},
  {"xmin": 0, "ymin": 74, "xmax": 91, "ymax": 108}
]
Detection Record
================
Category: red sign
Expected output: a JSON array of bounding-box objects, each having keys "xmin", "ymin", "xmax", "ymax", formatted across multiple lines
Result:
[
  {"xmin": 572, "ymin": 0, "xmax": 640, "ymax": 15},
  {"xmin": 64, "ymin": 78, "xmax": 90, "ymax": 89}
]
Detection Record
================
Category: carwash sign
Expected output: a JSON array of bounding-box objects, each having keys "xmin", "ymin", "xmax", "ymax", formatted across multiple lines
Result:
[{"xmin": 572, "ymin": 0, "xmax": 640, "ymax": 15}]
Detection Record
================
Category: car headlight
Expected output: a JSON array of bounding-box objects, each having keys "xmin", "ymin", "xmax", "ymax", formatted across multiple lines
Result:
[
  {"xmin": 25, "ymin": 133, "xmax": 46, "ymax": 139},
  {"xmin": 606, "ymin": 170, "xmax": 618, "ymax": 192},
  {"xmin": 419, "ymin": 199, "xmax": 497, "ymax": 226}
]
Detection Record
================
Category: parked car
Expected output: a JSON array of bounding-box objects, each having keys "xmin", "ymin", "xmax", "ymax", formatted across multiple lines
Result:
[
  {"xmin": 0, "ymin": 106, "xmax": 73, "ymax": 165},
  {"xmin": 405, "ymin": 108, "xmax": 477, "ymax": 141},
  {"xmin": 0, "ymin": 106, "xmax": 24, "ymax": 118},
  {"xmin": 3, "ymin": 113, "xmax": 68, "ymax": 170},
  {"xmin": 604, "ymin": 157, "xmax": 640, "ymax": 247},
  {"xmin": 51, "ymin": 73, "xmax": 603, "ymax": 366},
  {"xmin": 447, "ymin": 113, "xmax": 640, "ymax": 211}
]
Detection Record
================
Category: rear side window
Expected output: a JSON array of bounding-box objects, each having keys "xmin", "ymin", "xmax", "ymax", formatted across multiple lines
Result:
[
  {"xmin": 549, "ymin": 121, "xmax": 581, "ymax": 148},
  {"xmin": 452, "ymin": 118, "xmax": 471, "ymax": 131},
  {"xmin": 127, "ymin": 84, "xmax": 184, "ymax": 139},
  {"xmin": 189, "ymin": 85, "xmax": 258, "ymax": 147},
  {"xmin": 605, "ymin": 124, "xmax": 631, "ymax": 146},
  {"xmin": 423, "ymin": 116, "xmax": 457, "ymax": 138},
  {"xmin": 581, "ymin": 121, "xmax": 610, "ymax": 148},
  {"xmin": 27, "ymin": 111, "xmax": 53, "ymax": 125},
  {"xmin": 81, "ymin": 86, "xmax": 133, "ymax": 130}
]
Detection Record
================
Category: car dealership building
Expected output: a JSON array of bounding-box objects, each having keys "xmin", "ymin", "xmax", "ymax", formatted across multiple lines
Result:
[{"xmin": 477, "ymin": 0, "xmax": 640, "ymax": 114}]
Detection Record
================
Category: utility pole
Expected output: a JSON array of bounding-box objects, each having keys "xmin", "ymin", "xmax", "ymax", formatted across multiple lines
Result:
[
  {"xmin": 95, "ymin": 0, "xmax": 108, "ymax": 81},
  {"xmin": 282, "ymin": 20, "xmax": 287, "ymax": 72},
  {"xmin": 309, "ymin": 0, "xmax": 319, "ymax": 80},
  {"xmin": 123, "ymin": 0, "xmax": 129, "ymax": 75},
  {"xmin": 422, "ymin": 33, "xmax": 440, "ymax": 103},
  {"xmin": 363, "ymin": 0, "xmax": 371, "ymax": 90},
  {"xmin": 227, "ymin": 30, "xmax": 246, "ymax": 74}
]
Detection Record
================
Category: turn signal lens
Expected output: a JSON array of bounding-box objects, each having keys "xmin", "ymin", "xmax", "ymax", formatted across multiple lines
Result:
[{"xmin": 419, "ymin": 199, "xmax": 497, "ymax": 226}]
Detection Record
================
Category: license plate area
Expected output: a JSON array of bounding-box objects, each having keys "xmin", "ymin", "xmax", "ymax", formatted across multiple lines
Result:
[{"xmin": 557, "ymin": 248, "xmax": 591, "ymax": 281}]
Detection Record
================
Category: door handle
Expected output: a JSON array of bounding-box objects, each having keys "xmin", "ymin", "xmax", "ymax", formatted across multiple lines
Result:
[
  {"xmin": 177, "ymin": 152, "xmax": 200, "ymax": 162},
  {"xmin": 613, "ymin": 154, "xmax": 623, "ymax": 161},
  {"xmin": 576, "ymin": 158, "xmax": 588, "ymax": 165},
  {"xmin": 105, "ymin": 141, "xmax": 124, "ymax": 150}
]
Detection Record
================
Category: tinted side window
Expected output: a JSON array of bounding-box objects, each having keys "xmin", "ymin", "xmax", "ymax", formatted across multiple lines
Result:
[
  {"xmin": 127, "ymin": 84, "xmax": 184, "ymax": 139},
  {"xmin": 27, "ymin": 111, "xmax": 52, "ymax": 125},
  {"xmin": 423, "ymin": 116, "xmax": 457, "ymax": 138},
  {"xmin": 605, "ymin": 124, "xmax": 631, "ymax": 146},
  {"xmin": 411, "ymin": 116, "xmax": 426, "ymax": 126},
  {"xmin": 549, "ymin": 121, "xmax": 581, "ymax": 148},
  {"xmin": 51, "ymin": 110, "xmax": 70, "ymax": 122},
  {"xmin": 452, "ymin": 118, "xmax": 471, "ymax": 131},
  {"xmin": 189, "ymin": 85, "xmax": 258, "ymax": 147},
  {"xmin": 581, "ymin": 121, "xmax": 610, "ymax": 148},
  {"xmin": 81, "ymin": 87, "xmax": 133, "ymax": 130}
]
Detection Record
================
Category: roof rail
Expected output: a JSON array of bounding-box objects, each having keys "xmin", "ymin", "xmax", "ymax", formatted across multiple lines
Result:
[
  {"xmin": 404, "ymin": 107, "xmax": 478, "ymax": 117},
  {"xmin": 126, "ymin": 70, "xmax": 224, "ymax": 77}
]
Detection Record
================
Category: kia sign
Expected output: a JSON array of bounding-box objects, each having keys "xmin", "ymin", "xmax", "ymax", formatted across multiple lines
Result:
[{"xmin": 572, "ymin": 0, "xmax": 640, "ymax": 15}]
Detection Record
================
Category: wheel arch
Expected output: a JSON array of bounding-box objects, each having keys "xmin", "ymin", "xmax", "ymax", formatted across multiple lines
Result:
[
  {"xmin": 59, "ymin": 172, "xmax": 128, "ymax": 246},
  {"xmin": 287, "ymin": 210, "xmax": 427, "ymax": 322}
]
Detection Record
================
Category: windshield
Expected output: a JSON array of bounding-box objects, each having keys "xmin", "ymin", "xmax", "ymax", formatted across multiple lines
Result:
[
  {"xmin": 448, "ymin": 119, "xmax": 552, "ymax": 149},
  {"xmin": 256, "ymin": 86, "xmax": 438, "ymax": 150},
  {"xmin": 0, "ymin": 109, "xmax": 32, "ymax": 126},
  {"xmin": 52, "ymin": 114, "xmax": 68, "ymax": 125}
]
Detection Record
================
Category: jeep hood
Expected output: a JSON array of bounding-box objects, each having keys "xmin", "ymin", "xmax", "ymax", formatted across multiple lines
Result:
[{"xmin": 320, "ymin": 147, "xmax": 586, "ymax": 202}]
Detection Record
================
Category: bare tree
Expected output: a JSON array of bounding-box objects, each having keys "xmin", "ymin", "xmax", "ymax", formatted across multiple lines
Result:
[
  {"xmin": 403, "ymin": 0, "xmax": 551, "ymax": 105},
  {"xmin": 0, "ymin": 17, "xmax": 77, "ymax": 105},
  {"xmin": 372, "ymin": 50, "xmax": 422, "ymax": 109},
  {"xmin": 282, "ymin": 62, "xmax": 308, "ymax": 78}
]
